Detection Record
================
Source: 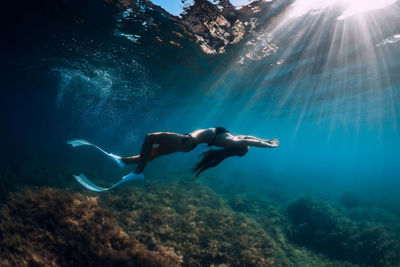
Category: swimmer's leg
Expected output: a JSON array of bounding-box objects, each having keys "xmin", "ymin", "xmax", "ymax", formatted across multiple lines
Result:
[
  {"xmin": 121, "ymin": 145, "xmax": 161, "ymax": 165},
  {"xmin": 67, "ymin": 139, "xmax": 125, "ymax": 168},
  {"xmin": 121, "ymin": 132, "xmax": 183, "ymax": 173},
  {"xmin": 135, "ymin": 135, "xmax": 181, "ymax": 173},
  {"xmin": 121, "ymin": 155, "xmax": 140, "ymax": 164}
]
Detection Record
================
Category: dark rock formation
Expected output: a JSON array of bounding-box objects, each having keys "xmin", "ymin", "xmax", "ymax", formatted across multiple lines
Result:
[
  {"xmin": 287, "ymin": 197, "xmax": 400, "ymax": 266},
  {"xmin": 174, "ymin": 0, "xmax": 292, "ymax": 54}
]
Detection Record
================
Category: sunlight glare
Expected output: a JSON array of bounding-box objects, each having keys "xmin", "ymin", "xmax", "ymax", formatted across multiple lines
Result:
[
  {"xmin": 338, "ymin": 0, "xmax": 398, "ymax": 19},
  {"xmin": 288, "ymin": 0, "xmax": 398, "ymax": 19},
  {"xmin": 288, "ymin": 0, "xmax": 336, "ymax": 18}
]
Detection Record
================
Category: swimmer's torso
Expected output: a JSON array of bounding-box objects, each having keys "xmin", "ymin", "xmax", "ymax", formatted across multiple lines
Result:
[{"xmin": 189, "ymin": 128, "xmax": 215, "ymax": 145}]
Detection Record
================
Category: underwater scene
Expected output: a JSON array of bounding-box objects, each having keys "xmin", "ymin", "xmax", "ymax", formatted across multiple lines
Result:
[{"xmin": 1, "ymin": 0, "xmax": 400, "ymax": 266}]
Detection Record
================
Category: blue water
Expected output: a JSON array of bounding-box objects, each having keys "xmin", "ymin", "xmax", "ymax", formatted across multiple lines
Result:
[
  {"xmin": 1, "ymin": 0, "xmax": 400, "ymax": 265},
  {"xmin": 2, "ymin": 0, "xmax": 399, "ymax": 208}
]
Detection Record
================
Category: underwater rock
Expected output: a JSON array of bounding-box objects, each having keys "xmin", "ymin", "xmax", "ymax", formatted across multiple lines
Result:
[
  {"xmin": 287, "ymin": 197, "xmax": 400, "ymax": 266},
  {"xmin": 174, "ymin": 0, "xmax": 293, "ymax": 55},
  {"xmin": 0, "ymin": 176, "xmax": 378, "ymax": 266},
  {"xmin": 100, "ymin": 178, "xmax": 353, "ymax": 266},
  {"xmin": 0, "ymin": 188, "xmax": 182, "ymax": 266},
  {"xmin": 339, "ymin": 192, "xmax": 361, "ymax": 209},
  {"xmin": 101, "ymin": 179, "xmax": 277, "ymax": 266},
  {"xmin": 228, "ymin": 193, "xmax": 274, "ymax": 215},
  {"xmin": 109, "ymin": 0, "xmax": 292, "ymax": 56}
]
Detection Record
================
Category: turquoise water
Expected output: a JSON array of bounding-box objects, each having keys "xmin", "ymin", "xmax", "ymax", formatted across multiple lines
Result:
[{"xmin": 1, "ymin": 0, "xmax": 400, "ymax": 266}]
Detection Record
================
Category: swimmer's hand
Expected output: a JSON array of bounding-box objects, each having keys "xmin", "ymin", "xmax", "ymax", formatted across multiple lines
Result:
[{"xmin": 266, "ymin": 139, "xmax": 280, "ymax": 147}]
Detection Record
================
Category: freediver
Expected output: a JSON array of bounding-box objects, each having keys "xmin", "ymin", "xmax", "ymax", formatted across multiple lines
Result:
[{"xmin": 67, "ymin": 127, "xmax": 280, "ymax": 191}]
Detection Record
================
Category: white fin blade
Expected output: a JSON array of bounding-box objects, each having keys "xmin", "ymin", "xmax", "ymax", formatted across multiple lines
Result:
[
  {"xmin": 67, "ymin": 139, "xmax": 125, "ymax": 168},
  {"xmin": 67, "ymin": 139, "xmax": 93, "ymax": 147},
  {"xmin": 72, "ymin": 174, "xmax": 109, "ymax": 192},
  {"xmin": 72, "ymin": 172, "xmax": 144, "ymax": 192}
]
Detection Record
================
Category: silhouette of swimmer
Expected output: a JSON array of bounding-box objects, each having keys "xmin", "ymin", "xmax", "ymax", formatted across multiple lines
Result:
[{"xmin": 67, "ymin": 127, "xmax": 280, "ymax": 191}]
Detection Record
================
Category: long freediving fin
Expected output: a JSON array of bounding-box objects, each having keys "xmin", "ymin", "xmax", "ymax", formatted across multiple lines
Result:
[
  {"xmin": 73, "ymin": 174, "xmax": 109, "ymax": 192},
  {"xmin": 72, "ymin": 172, "xmax": 144, "ymax": 192},
  {"xmin": 67, "ymin": 139, "xmax": 126, "ymax": 168}
]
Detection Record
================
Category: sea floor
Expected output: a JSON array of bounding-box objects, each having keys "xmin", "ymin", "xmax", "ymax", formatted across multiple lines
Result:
[{"xmin": 1, "ymin": 171, "xmax": 399, "ymax": 266}]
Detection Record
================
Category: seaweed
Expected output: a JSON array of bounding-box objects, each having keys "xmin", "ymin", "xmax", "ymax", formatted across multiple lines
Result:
[
  {"xmin": 101, "ymin": 178, "xmax": 353, "ymax": 266},
  {"xmin": 2, "ymin": 177, "xmax": 398, "ymax": 266},
  {"xmin": 101, "ymin": 178, "xmax": 277, "ymax": 266},
  {"xmin": 0, "ymin": 188, "xmax": 182, "ymax": 266}
]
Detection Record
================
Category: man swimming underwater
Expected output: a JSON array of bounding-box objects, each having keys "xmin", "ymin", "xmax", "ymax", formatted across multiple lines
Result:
[{"xmin": 67, "ymin": 127, "xmax": 280, "ymax": 191}]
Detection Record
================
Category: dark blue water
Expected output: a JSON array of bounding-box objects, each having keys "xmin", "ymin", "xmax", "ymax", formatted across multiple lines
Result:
[{"xmin": 1, "ymin": 0, "xmax": 400, "ymax": 265}]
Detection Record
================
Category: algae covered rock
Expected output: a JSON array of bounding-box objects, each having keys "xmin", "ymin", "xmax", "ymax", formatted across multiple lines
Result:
[
  {"xmin": 0, "ymin": 188, "xmax": 182, "ymax": 266},
  {"xmin": 287, "ymin": 197, "xmax": 400, "ymax": 266},
  {"xmin": 101, "ymin": 179, "xmax": 277, "ymax": 266}
]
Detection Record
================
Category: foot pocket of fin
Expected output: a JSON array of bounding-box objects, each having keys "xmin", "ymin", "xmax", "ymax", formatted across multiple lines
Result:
[{"xmin": 109, "ymin": 153, "xmax": 126, "ymax": 168}]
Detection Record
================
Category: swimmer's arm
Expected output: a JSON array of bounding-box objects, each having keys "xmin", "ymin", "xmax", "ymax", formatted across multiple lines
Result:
[
  {"xmin": 240, "ymin": 135, "xmax": 273, "ymax": 142},
  {"xmin": 235, "ymin": 137, "xmax": 280, "ymax": 148}
]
